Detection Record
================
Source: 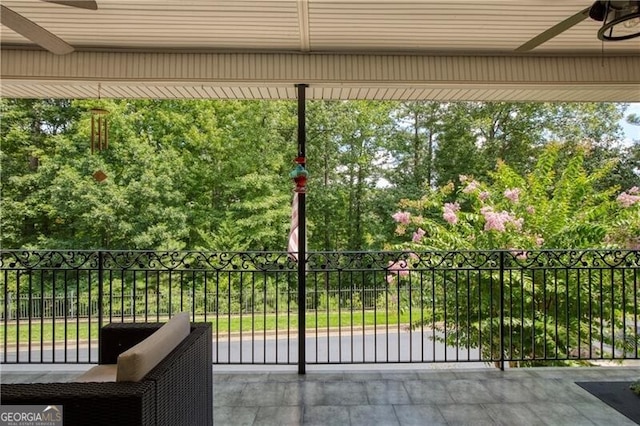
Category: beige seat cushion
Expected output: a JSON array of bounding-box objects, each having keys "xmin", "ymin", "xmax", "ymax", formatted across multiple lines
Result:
[
  {"xmin": 116, "ymin": 312, "xmax": 191, "ymax": 382},
  {"xmin": 74, "ymin": 364, "xmax": 118, "ymax": 382}
]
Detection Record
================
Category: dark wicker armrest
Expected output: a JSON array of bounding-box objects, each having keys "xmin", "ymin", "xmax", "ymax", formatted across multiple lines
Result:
[
  {"xmin": 146, "ymin": 323, "xmax": 213, "ymax": 426},
  {"xmin": 0, "ymin": 381, "xmax": 156, "ymax": 426},
  {"xmin": 100, "ymin": 322, "xmax": 163, "ymax": 364}
]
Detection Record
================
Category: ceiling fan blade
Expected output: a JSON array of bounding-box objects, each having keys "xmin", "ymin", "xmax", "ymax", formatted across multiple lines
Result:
[
  {"xmin": 41, "ymin": 1, "xmax": 98, "ymax": 10},
  {"xmin": 0, "ymin": 5, "xmax": 74, "ymax": 55},
  {"xmin": 515, "ymin": 6, "xmax": 591, "ymax": 52}
]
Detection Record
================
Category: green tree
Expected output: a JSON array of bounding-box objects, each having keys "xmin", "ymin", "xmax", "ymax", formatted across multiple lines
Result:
[
  {"xmin": 431, "ymin": 102, "xmax": 625, "ymax": 188},
  {"xmin": 306, "ymin": 101, "xmax": 395, "ymax": 250},
  {"xmin": 386, "ymin": 101, "xmax": 444, "ymax": 195},
  {"xmin": 390, "ymin": 143, "xmax": 639, "ymax": 364},
  {"xmin": 1, "ymin": 99, "xmax": 84, "ymax": 248}
]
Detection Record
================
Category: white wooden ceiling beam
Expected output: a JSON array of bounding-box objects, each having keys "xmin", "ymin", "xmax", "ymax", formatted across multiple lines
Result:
[
  {"xmin": 1, "ymin": 49, "xmax": 638, "ymax": 101},
  {"xmin": 297, "ymin": 0, "xmax": 310, "ymax": 52}
]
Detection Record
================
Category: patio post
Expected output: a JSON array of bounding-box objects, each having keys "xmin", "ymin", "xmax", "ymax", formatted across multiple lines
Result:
[
  {"xmin": 499, "ymin": 250, "xmax": 505, "ymax": 371},
  {"xmin": 296, "ymin": 83, "xmax": 308, "ymax": 374},
  {"xmin": 97, "ymin": 250, "xmax": 104, "ymax": 364}
]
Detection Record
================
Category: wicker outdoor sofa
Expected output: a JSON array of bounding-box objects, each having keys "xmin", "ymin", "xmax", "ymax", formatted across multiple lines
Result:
[{"xmin": 0, "ymin": 318, "xmax": 213, "ymax": 426}]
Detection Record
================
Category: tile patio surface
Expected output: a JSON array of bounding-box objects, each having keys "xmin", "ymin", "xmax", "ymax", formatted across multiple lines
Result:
[{"xmin": 1, "ymin": 364, "xmax": 639, "ymax": 425}]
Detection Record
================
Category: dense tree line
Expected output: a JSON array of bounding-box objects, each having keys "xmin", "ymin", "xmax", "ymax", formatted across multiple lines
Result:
[{"xmin": 1, "ymin": 98, "xmax": 638, "ymax": 251}]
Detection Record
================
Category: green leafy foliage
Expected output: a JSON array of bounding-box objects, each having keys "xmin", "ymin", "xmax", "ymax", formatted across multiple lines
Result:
[
  {"xmin": 1, "ymin": 99, "xmax": 296, "ymax": 251},
  {"xmin": 390, "ymin": 143, "xmax": 639, "ymax": 364},
  {"xmin": 1, "ymin": 99, "xmax": 636, "ymax": 254}
]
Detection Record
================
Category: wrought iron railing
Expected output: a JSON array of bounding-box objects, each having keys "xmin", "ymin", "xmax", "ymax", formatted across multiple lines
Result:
[{"xmin": 1, "ymin": 250, "xmax": 638, "ymax": 367}]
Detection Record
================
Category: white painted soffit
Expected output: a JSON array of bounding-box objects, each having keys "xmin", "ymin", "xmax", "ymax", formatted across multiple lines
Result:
[
  {"xmin": 1, "ymin": 50, "xmax": 639, "ymax": 101},
  {"xmin": 2, "ymin": 1, "xmax": 640, "ymax": 55}
]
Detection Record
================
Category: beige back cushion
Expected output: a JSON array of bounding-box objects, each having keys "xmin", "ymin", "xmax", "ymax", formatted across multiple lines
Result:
[{"xmin": 116, "ymin": 312, "xmax": 190, "ymax": 382}]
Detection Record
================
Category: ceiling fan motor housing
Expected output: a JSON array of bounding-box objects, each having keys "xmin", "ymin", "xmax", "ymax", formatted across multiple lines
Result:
[{"xmin": 590, "ymin": 1, "xmax": 640, "ymax": 40}]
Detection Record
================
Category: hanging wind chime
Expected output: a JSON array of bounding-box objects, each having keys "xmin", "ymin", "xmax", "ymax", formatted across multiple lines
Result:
[
  {"xmin": 90, "ymin": 107, "xmax": 109, "ymax": 154},
  {"xmin": 90, "ymin": 84, "xmax": 109, "ymax": 154},
  {"xmin": 91, "ymin": 84, "xmax": 109, "ymax": 183}
]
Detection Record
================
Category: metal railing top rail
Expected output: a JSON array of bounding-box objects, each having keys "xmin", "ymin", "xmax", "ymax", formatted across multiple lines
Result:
[{"xmin": 1, "ymin": 249, "xmax": 639, "ymax": 271}]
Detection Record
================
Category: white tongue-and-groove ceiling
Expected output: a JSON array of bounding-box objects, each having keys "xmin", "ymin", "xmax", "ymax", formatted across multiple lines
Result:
[{"xmin": 1, "ymin": 0, "xmax": 639, "ymax": 101}]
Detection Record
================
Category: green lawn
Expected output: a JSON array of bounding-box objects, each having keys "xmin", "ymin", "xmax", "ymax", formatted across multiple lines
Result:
[
  {"xmin": 0, "ymin": 309, "xmax": 434, "ymax": 344},
  {"xmin": 0, "ymin": 320, "xmax": 99, "ymax": 345}
]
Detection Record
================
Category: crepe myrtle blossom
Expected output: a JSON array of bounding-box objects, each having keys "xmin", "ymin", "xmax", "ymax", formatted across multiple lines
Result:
[
  {"xmin": 512, "ymin": 217, "xmax": 524, "ymax": 231},
  {"xmin": 617, "ymin": 188, "xmax": 640, "ymax": 208},
  {"xmin": 386, "ymin": 260, "xmax": 410, "ymax": 283},
  {"xmin": 479, "ymin": 191, "xmax": 490, "ymax": 201},
  {"xmin": 444, "ymin": 202, "xmax": 461, "ymax": 213},
  {"xmin": 535, "ymin": 236, "xmax": 544, "ymax": 247},
  {"xmin": 526, "ymin": 206, "xmax": 535, "ymax": 215},
  {"xmin": 443, "ymin": 202, "xmax": 460, "ymax": 224},
  {"xmin": 481, "ymin": 207, "xmax": 523, "ymax": 232},
  {"xmin": 412, "ymin": 227, "xmax": 426, "ymax": 242},
  {"xmin": 504, "ymin": 188, "xmax": 521, "ymax": 203},
  {"xmin": 509, "ymin": 249, "xmax": 528, "ymax": 260},
  {"xmin": 462, "ymin": 180, "xmax": 480, "ymax": 194},
  {"xmin": 459, "ymin": 175, "xmax": 469, "ymax": 183},
  {"xmin": 483, "ymin": 210, "xmax": 508, "ymax": 232},
  {"xmin": 392, "ymin": 211, "xmax": 411, "ymax": 224},
  {"xmin": 443, "ymin": 210, "xmax": 458, "ymax": 224}
]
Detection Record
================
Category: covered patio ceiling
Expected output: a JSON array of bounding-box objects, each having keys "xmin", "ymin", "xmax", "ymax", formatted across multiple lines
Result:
[{"xmin": 0, "ymin": 0, "xmax": 639, "ymax": 101}]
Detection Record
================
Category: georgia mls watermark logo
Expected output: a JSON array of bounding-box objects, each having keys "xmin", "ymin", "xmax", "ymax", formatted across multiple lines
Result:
[{"xmin": 0, "ymin": 405, "xmax": 62, "ymax": 426}]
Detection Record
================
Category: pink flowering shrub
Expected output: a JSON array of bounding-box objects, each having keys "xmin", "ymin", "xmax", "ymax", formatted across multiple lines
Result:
[
  {"xmin": 388, "ymin": 144, "xmax": 638, "ymax": 366},
  {"xmin": 442, "ymin": 202, "xmax": 460, "ymax": 224},
  {"xmin": 386, "ymin": 260, "xmax": 410, "ymax": 283},
  {"xmin": 617, "ymin": 188, "xmax": 640, "ymax": 208},
  {"xmin": 610, "ymin": 187, "xmax": 640, "ymax": 248},
  {"xmin": 480, "ymin": 207, "xmax": 523, "ymax": 232},
  {"xmin": 391, "ymin": 211, "xmax": 411, "ymax": 225},
  {"xmin": 412, "ymin": 228, "xmax": 426, "ymax": 242},
  {"xmin": 462, "ymin": 180, "xmax": 480, "ymax": 194},
  {"xmin": 509, "ymin": 249, "xmax": 528, "ymax": 260},
  {"xmin": 390, "ymin": 144, "xmax": 639, "ymax": 252},
  {"xmin": 503, "ymin": 188, "xmax": 520, "ymax": 203}
]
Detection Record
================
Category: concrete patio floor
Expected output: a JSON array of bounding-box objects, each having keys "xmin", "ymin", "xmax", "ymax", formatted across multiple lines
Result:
[{"xmin": 1, "ymin": 364, "xmax": 639, "ymax": 425}]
